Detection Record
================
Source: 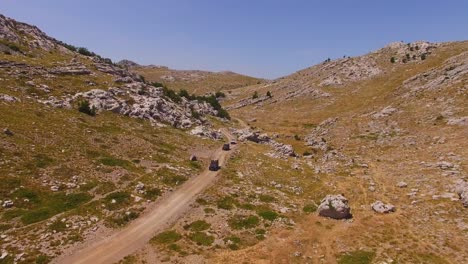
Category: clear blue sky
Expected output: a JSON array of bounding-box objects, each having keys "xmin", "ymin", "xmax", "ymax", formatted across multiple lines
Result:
[{"xmin": 1, "ymin": 1, "xmax": 467, "ymax": 78}]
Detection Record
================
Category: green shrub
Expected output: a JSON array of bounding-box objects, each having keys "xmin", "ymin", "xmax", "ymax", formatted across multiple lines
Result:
[
  {"xmin": 184, "ymin": 220, "xmax": 211, "ymax": 231},
  {"xmin": 390, "ymin": 57, "xmax": 396, "ymax": 63},
  {"xmin": 78, "ymin": 100, "xmax": 96, "ymax": 116},
  {"xmin": 161, "ymin": 174, "xmax": 187, "ymax": 186},
  {"xmin": 337, "ymin": 250, "xmax": 375, "ymax": 264},
  {"xmin": 178, "ymin": 89, "xmax": 190, "ymax": 98},
  {"xmin": 421, "ymin": 53, "xmax": 427, "ymax": 60},
  {"xmin": 259, "ymin": 195, "xmax": 276, "ymax": 203},
  {"xmin": 162, "ymin": 87, "xmax": 181, "ymax": 103},
  {"xmin": 104, "ymin": 191, "xmax": 131, "ymax": 210},
  {"xmin": 144, "ymin": 188, "xmax": 161, "ymax": 201},
  {"xmin": 109, "ymin": 211, "xmax": 139, "ymax": 226},
  {"xmin": 215, "ymin": 91, "xmax": 226, "ymax": 98},
  {"xmin": 99, "ymin": 157, "xmax": 132, "ymax": 169},
  {"xmin": 34, "ymin": 154, "xmax": 54, "ymax": 168},
  {"xmin": 36, "ymin": 255, "xmax": 51, "ymax": 264},
  {"xmin": 151, "ymin": 230, "xmax": 182, "ymax": 244},
  {"xmin": 21, "ymin": 192, "xmax": 91, "ymax": 225},
  {"xmin": 188, "ymin": 231, "xmax": 214, "ymax": 246},
  {"xmin": 150, "ymin": 82, "xmax": 165, "ymax": 88},
  {"xmin": 217, "ymin": 196, "xmax": 237, "ymax": 210},
  {"xmin": 266, "ymin": 91, "xmax": 272, "ymax": 97},
  {"xmin": 303, "ymin": 204, "xmax": 317, "ymax": 213},
  {"xmin": 77, "ymin": 47, "xmax": 95, "ymax": 57},
  {"xmin": 294, "ymin": 134, "xmax": 301, "ymax": 140},
  {"xmin": 228, "ymin": 215, "xmax": 260, "ymax": 229},
  {"xmin": 252, "ymin": 91, "xmax": 258, "ymax": 99},
  {"xmin": 257, "ymin": 210, "xmax": 278, "ymax": 221},
  {"xmin": 22, "ymin": 208, "xmax": 53, "ymax": 225},
  {"xmin": 6, "ymin": 43, "xmax": 21, "ymax": 52},
  {"xmin": 49, "ymin": 219, "xmax": 67, "ymax": 232}
]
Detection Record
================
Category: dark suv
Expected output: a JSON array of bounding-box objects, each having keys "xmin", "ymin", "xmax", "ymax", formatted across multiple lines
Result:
[{"xmin": 209, "ymin": 160, "xmax": 220, "ymax": 171}]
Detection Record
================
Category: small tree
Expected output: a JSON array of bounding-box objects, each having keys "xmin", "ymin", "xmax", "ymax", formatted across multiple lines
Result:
[
  {"xmin": 421, "ymin": 54, "xmax": 427, "ymax": 60},
  {"xmin": 178, "ymin": 89, "xmax": 190, "ymax": 98},
  {"xmin": 215, "ymin": 91, "xmax": 226, "ymax": 98},
  {"xmin": 78, "ymin": 100, "xmax": 96, "ymax": 116},
  {"xmin": 252, "ymin": 91, "xmax": 259, "ymax": 99},
  {"xmin": 266, "ymin": 91, "xmax": 272, "ymax": 97},
  {"xmin": 390, "ymin": 57, "xmax": 396, "ymax": 63}
]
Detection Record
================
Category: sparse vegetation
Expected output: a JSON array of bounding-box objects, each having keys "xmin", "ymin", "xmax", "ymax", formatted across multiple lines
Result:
[
  {"xmin": 188, "ymin": 231, "xmax": 214, "ymax": 246},
  {"xmin": 78, "ymin": 100, "xmax": 96, "ymax": 116},
  {"xmin": 228, "ymin": 215, "xmax": 260, "ymax": 229},
  {"xmin": 184, "ymin": 220, "xmax": 211, "ymax": 231},
  {"xmin": 337, "ymin": 250, "xmax": 375, "ymax": 264},
  {"xmin": 252, "ymin": 91, "xmax": 259, "ymax": 99},
  {"xmin": 303, "ymin": 203, "xmax": 317, "ymax": 213},
  {"xmin": 151, "ymin": 230, "xmax": 182, "ymax": 244}
]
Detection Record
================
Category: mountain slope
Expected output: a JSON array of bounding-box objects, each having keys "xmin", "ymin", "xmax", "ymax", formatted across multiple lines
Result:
[
  {"xmin": 128, "ymin": 63, "xmax": 263, "ymax": 95},
  {"xmin": 0, "ymin": 14, "xmax": 233, "ymax": 263}
]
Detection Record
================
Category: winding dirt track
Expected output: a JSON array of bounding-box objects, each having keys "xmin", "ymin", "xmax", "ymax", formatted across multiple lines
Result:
[{"xmin": 55, "ymin": 128, "xmax": 236, "ymax": 264}]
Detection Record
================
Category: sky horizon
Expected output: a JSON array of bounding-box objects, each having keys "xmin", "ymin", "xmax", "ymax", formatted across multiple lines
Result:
[{"xmin": 1, "ymin": 1, "xmax": 467, "ymax": 79}]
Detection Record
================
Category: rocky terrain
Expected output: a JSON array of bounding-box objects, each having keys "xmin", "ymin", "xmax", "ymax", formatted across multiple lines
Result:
[
  {"xmin": 0, "ymin": 13, "xmax": 467, "ymax": 264},
  {"xmin": 126, "ymin": 62, "xmax": 263, "ymax": 95}
]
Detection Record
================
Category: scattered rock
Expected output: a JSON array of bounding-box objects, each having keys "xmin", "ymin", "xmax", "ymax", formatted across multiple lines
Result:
[
  {"xmin": 436, "ymin": 161, "xmax": 454, "ymax": 170},
  {"xmin": 447, "ymin": 116, "xmax": 468, "ymax": 126},
  {"xmin": 371, "ymin": 201, "xmax": 396, "ymax": 213},
  {"xmin": 50, "ymin": 185, "xmax": 59, "ymax": 192},
  {"xmin": 189, "ymin": 155, "xmax": 197, "ymax": 161},
  {"xmin": 3, "ymin": 128, "xmax": 13, "ymax": 136},
  {"xmin": 0, "ymin": 94, "xmax": 19, "ymax": 103},
  {"xmin": 2, "ymin": 200, "xmax": 13, "ymax": 208},
  {"xmin": 396, "ymin": 181, "xmax": 408, "ymax": 188},
  {"xmin": 455, "ymin": 181, "xmax": 468, "ymax": 208},
  {"xmin": 135, "ymin": 182, "xmax": 145, "ymax": 192},
  {"xmin": 318, "ymin": 194, "xmax": 352, "ymax": 219}
]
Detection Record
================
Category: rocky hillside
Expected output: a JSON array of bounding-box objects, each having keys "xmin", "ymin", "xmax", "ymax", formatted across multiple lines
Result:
[
  {"xmin": 0, "ymin": 14, "xmax": 232, "ymax": 263},
  {"xmin": 205, "ymin": 40, "xmax": 467, "ymax": 263},
  {"xmin": 1, "ymin": 13, "xmax": 467, "ymax": 264},
  {"xmin": 127, "ymin": 62, "xmax": 263, "ymax": 95}
]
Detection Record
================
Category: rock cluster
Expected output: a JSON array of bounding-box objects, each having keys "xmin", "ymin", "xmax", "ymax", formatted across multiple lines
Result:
[
  {"xmin": 49, "ymin": 62, "xmax": 91, "ymax": 75},
  {"xmin": 305, "ymin": 118, "xmax": 337, "ymax": 151},
  {"xmin": 371, "ymin": 201, "xmax": 396, "ymax": 213},
  {"xmin": 318, "ymin": 194, "xmax": 352, "ymax": 219},
  {"xmin": 190, "ymin": 126, "xmax": 223, "ymax": 140},
  {"xmin": 372, "ymin": 106, "xmax": 398, "ymax": 119},
  {"xmin": 318, "ymin": 56, "xmax": 382, "ymax": 87},
  {"xmin": 0, "ymin": 93, "xmax": 19, "ymax": 103},
  {"xmin": 232, "ymin": 128, "xmax": 296, "ymax": 157}
]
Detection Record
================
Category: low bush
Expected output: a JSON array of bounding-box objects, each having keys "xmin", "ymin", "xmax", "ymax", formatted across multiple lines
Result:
[
  {"xmin": 188, "ymin": 231, "xmax": 214, "ymax": 246},
  {"xmin": 257, "ymin": 210, "xmax": 278, "ymax": 221},
  {"xmin": 184, "ymin": 220, "xmax": 211, "ymax": 231},
  {"xmin": 337, "ymin": 250, "xmax": 375, "ymax": 264},
  {"xmin": 228, "ymin": 215, "xmax": 260, "ymax": 229},
  {"xmin": 78, "ymin": 100, "xmax": 96, "ymax": 116},
  {"xmin": 217, "ymin": 196, "xmax": 237, "ymax": 210},
  {"xmin": 303, "ymin": 204, "xmax": 318, "ymax": 213},
  {"xmin": 151, "ymin": 230, "xmax": 182, "ymax": 244}
]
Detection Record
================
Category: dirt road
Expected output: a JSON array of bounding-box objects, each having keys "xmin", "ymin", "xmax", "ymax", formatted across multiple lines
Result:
[{"xmin": 55, "ymin": 128, "xmax": 236, "ymax": 264}]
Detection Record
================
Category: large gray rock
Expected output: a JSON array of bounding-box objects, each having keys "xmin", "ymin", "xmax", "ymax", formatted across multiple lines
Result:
[
  {"xmin": 318, "ymin": 194, "xmax": 352, "ymax": 219},
  {"xmin": 371, "ymin": 201, "xmax": 396, "ymax": 213}
]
